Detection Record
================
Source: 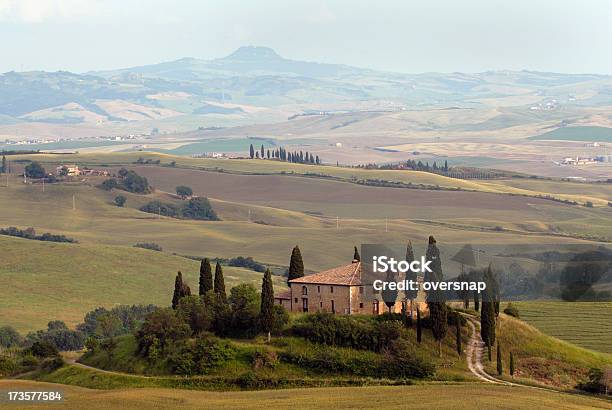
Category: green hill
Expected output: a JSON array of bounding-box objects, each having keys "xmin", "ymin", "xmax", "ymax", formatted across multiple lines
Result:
[
  {"xmin": 0, "ymin": 236, "xmax": 285, "ymax": 333},
  {"xmin": 529, "ymin": 126, "xmax": 612, "ymax": 142}
]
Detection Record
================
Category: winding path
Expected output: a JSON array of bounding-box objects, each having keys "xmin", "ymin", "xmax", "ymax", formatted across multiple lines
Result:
[{"xmin": 463, "ymin": 315, "xmax": 517, "ymax": 386}]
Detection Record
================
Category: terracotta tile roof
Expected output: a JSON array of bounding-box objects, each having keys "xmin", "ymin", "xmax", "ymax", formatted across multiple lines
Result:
[
  {"xmin": 289, "ymin": 262, "xmax": 361, "ymax": 286},
  {"xmin": 275, "ymin": 290, "xmax": 291, "ymax": 299}
]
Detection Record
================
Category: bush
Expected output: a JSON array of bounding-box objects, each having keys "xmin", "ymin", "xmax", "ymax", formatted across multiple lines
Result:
[
  {"xmin": 0, "ymin": 326, "xmax": 23, "ymax": 348},
  {"xmin": 25, "ymin": 161, "xmax": 46, "ymax": 178},
  {"xmin": 503, "ymin": 304, "xmax": 520, "ymax": 318},
  {"xmin": 114, "ymin": 195, "xmax": 127, "ymax": 207},
  {"xmin": 26, "ymin": 321, "xmax": 85, "ymax": 351},
  {"xmin": 136, "ymin": 308, "xmax": 190, "ymax": 357},
  {"xmin": 181, "ymin": 197, "xmax": 219, "ymax": 221},
  {"xmin": 169, "ymin": 335, "xmax": 236, "ymax": 375},
  {"xmin": 577, "ymin": 368, "xmax": 606, "ymax": 393},
  {"xmin": 291, "ymin": 313, "xmax": 403, "ymax": 352},
  {"xmin": 41, "ymin": 356, "xmax": 65, "ymax": 372},
  {"xmin": 0, "ymin": 227, "xmax": 76, "ymax": 243},
  {"xmin": 28, "ymin": 340, "xmax": 59, "ymax": 358},
  {"xmin": 99, "ymin": 178, "xmax": 118, "ymax": 191},
  {"xmin": 134, "ymin": 242, "xmax": 163, "ymax": 252},
  {"xmin": 176, "ymin": 185, "xmax": 193, "ymax": 199},
  {"xmin": 0, "ymin": 355, "xmax": 18, "ymax": 377},
  {"xmin": 271, "ymin": 305, "xmax": 289, "ymax": 335},
  {"xmin": 140, "ymin": 201, "xmax": 180, "ymax": 217},
  {"xmin": 228, "ymin": 256, "xmax": 266, "ymax": 272},
  {"xmin": 250, "ymin": 348, "xmax": 279, "ymax": 369}
]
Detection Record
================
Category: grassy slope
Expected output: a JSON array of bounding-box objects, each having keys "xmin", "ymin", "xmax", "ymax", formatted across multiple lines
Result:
[
  {"xmin": 13, "ymin": 151, "xmax": 612, "ymax": 205},
  {"xmin": 0, "ymin": 236, "xmax": 286, "ymax": 332},
  {"xmin": 509, "ymin": 301, "xmax": 612, "ymax": 354},
  {"xmin": 3, "ymin": 380, "xmax": 610, "ymax": 410},
  {"xmin": 484, "ymin": 313, "xmax": 612, "ymax": 389}
]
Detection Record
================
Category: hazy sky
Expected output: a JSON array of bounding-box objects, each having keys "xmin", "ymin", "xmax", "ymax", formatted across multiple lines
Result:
[{"xmin": 1, "ymin": 0, "xmax": 611, "ymax": 74}]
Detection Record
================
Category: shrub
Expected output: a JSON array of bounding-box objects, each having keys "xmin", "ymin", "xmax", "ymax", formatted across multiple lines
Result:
[
  {"xmin": 114, "ymin": 195, "xmax": 127, "ymax": 207},
  {"xmin": 0, "ymin": 355, "xmax": 18, "ymax": 377},
  {"xmin": 577, "ymin": 368, "xmax": 606, "ymax": 393},
  {"xmin": 503, "ymin": 304, "xmax": 520, "ymax": 318},
  {"xmin": 169, "ymin": 335, "xmax": 236, "ymax": 375},
  {"xmin": 291, "ymin": 313, "xmax": 402, "ymax": 352},
  {"xmin": 271, "ymin": 305, "xmax": 289, "ymax": 335},
  {"xmin": 181, "ymin": 197, "xmax": 219, "ymax": 221},
  {"xmin": 136, "ymin": 308, "xmax": 190, "ymax": 357},
  {"xmin": 0, "ymin": 227, "xmax": 76, "ymax": 243},
  {"xmin": 41, "ymin": 356, "xmax": 65, "ymax": 372},
  {"xmin": 0, "ymin": 326, "xmax": 23, "ymax": 348},
  {"xmin": 176, "ymin": 185, "xmax": 193, "ymax": 199},
  {"xmin": 99, "ymin": 178, "xmax": 118, "ymax": 190},
  {"xmin": 227, "ymin": 256, "xmax": 266, "ymax": 272},
  {"xmin": 140, "ymin": 201, "xmax": 180, "ymax": 217},
  {"xmin": 26, "ymin": 321, "xmax": 85, "ymax": 351},
  {"xmin": 381, "ymin": 339, "xmax": 435, "ymax": 379},
  {"xmin": 134, "ymin": 242, "xmax": 163, "ymax": 252},
  {"xmin": 249, "ymin": 348, "xmax": 279, "ymax": 370},
  {"xmin": 28, "ymin": 340, "xmax": 59, "ymax": 358},
  {"xmin": 25, "ymin": 161, "xmax": 46, "ymax": 178}
]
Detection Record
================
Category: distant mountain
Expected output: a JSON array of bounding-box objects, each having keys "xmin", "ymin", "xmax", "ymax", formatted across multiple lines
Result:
[{"xmin": 1, "ymin": 46, "xmax": 611, "ymax": 128}]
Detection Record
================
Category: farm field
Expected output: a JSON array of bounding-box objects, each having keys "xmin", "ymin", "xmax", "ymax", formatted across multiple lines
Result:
[
  {"xmin": 1, "ymin": 379, "xmax": 610, "ymax": 409},
  {"xmin": 510, "ymin": 301, "xmax": 612, "ymax": 354},
  {"xmin": 528, "ymin": 125, "xmax": 612, "ymax": 142},
  {"xmin": 11, "ymin": 152, "xmax": 612, "ymax": 206}
]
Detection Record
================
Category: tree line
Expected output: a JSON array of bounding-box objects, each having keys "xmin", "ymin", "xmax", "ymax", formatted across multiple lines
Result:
[{"xmin": 249, "ymin": 144, "xmax": 320, "ymax": 165}]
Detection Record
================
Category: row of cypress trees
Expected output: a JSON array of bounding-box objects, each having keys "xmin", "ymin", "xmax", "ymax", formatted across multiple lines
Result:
[{"xmin": 249, "ymin": 144, "xmax": 320, "ymax": 164}]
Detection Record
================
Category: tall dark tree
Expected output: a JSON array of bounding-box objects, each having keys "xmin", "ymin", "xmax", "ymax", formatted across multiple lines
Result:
[
  {"xmin": 497, "ymin": 342, "xmax": 503, "ymax": 375},
  {"xmin": 456, "ymin": 313, "xmax": 462, "ymax": 355},
  {"xmin": 444, "ymin": 160, "xmax": 448, "ymax": 172},
  {"xmin": 213, "ymin": 262, "xmax": 226, "ymax": 302},
  {"xmin": 260, "ymin": 145, "xmax": 265, "ymax": 158},
  {"xmin": 381, "ymin": 271, "xmax": 398, "ymax": 312},
  {"xmin": 315, "ymin": 155, "xmax": 320, "ymax": 165},
  {"xmin": 510, "ymin": 352, "xmax": 515, "ymax": 378},
  {"xmin": 288, "ymin": 245, "xmax": 304, "ymax": 281},
  {"xmin": 266, "ymin": 149, "xmax": 270, "ymax": 159},
  {"xmin": 1, "ymin": 155, "xmax": 6, "ymax": 174},
  {"xmin": 480, "ymin": 266, "xmax": 496, "ymax": 347},
  {"xmin": 353, "ymin": 246, "xmax": 360, "ymax": 262},
  {"xmin": 260, "ymin": 268, "xmax": 274, "ymax": 341},
  {"xmin": 171, "ymin": 271, "xmax": 191, "ymax": 309},
  {"xmin": 474, "ymin": 291, "xmax": 480, "ymax": 312},
  {"xmin": 456, "ymin": 272, "xmax": 470, "ymax": 309},
  {"xmin": 249, "ymin": 144, "xmax": 255, "ymax": 159},
  {"xmin": 426, "ymin": 236, "xmax": 447, "ymax": 356},
  {"xmin": 199, "ymin": 258, "xmax": 213, "ymax": 295},
  {"xmin": 487, "ymin": 339, "xmax": 492, "ymax": 362},
  {"xmin": 416, "ymin": 308, "xmax": 422, "ymax": 343},
  {"xmin": 404, "ymin": 241, "xmax": 418, "ymax": 319}
]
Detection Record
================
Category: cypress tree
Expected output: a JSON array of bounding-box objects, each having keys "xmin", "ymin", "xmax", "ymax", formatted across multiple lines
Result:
[
  {"xmin": 199, "ymin": 258, "xmax": 213, "ymax": 295},
  {"xmin": 249, "ymin": 144, "xmax": 254, "ymax": 159},
  {"xmin": 288, "ymin": 245, "xmax": 304, "ymax": 281},
  {"xmin": 497, "ymin": 342, "xmax": 503, "ymax": 375},
  {"xmin": 1, "ymin": 155, "xmax": 5, "ymax": 174},
  {"xmin": 353, "ymin": 246, "xmax": 360, "ymax": 261},
  {"xmin": 416, "ymin": 308, "xmax": 422, "ymax": 344},
  {"xmin": 474, "ymin": 290, "xmax": 480, "ymax": 311},
  {"xmin": 456, "ymin": 313, "xmax": 462, "ymax": 355},
  {"xmin": 260, "ymin": 145, "xmax": 264, "ymax": 158},
  {"xmin": 487, "ymin": 339, "xmax": 492, "ymax": 362},
  {"xmin": 480, "ymin": 266, "xmax": 496, "ymax": 346},
  {"xmin": 260, "ymin": 268, "xmax": 274, "ymax": 341},
  {"xmin": 510, "ymin": 352, "xmax": 515, "ymax": 378},
  {"xmin": 404, "ymin": 241, "xmax": 418, "ymax": 320},
  {"xmin": 172, "ymin": 271, "xmax": 184, "ymax": 309},
  {"xmin": 426, "ymin": 236, "xmax": 447, "ymax": 356},
  {"xmin": 213, "ymin": 261, "xmax": 226, "ymax": 302}
]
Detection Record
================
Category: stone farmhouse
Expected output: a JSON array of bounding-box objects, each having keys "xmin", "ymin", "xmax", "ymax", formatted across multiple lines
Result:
[{"xmin": 275, "ymin": 259, "xmax": 427, "ymax": 316}]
